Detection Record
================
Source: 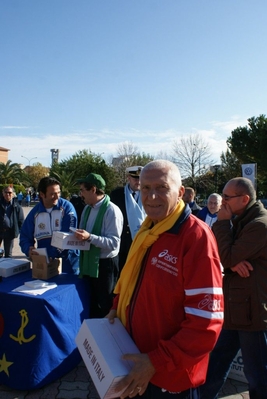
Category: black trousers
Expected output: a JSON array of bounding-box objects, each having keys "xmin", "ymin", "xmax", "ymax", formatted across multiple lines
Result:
[
  {"xmin": 85, "ymin": 255, "xmax": 119, "ymax": 318},
  {"xmin": 0, "ymin": 237, "xmax": 14, "ymax": 257},
  {"xmin": 133, "ymin": 384, "xmax": 199, "ymax": 399}
]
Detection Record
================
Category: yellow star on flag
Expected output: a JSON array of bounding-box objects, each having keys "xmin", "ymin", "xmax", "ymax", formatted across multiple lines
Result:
[{"xmin": 0, "ymin": 353, "xmax": 13, "ymax": 376}]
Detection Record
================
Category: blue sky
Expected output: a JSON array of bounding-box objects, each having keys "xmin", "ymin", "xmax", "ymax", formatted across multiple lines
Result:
[{"xmin": 1, "ymin": 1, "xmax": 266, "ymax": 167}]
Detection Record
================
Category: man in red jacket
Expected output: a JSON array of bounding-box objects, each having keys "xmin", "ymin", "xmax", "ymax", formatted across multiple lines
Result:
[{"xmin": 107, "ymin": 160, "xmax": 223, "ymax": 399}]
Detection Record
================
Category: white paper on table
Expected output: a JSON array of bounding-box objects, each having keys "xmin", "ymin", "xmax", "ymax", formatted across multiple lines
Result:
[{"xmin": 12, "ymin": 280, "xmax": 57, "ymax": 296}]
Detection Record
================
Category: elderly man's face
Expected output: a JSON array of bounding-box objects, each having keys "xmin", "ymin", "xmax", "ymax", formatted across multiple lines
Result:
[
  {"xmin": 207, "ymin": 196, "xmax": 221, "ymax": 214},
  {"xmin": 140, "ymin": 167, "xmax": 183, "ymax": 224}
]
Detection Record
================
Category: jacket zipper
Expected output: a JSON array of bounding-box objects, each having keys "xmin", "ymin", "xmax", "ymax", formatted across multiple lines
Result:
[{"xmin": 128, "ymin": 247, "xmax": 152, "ymax": 338}]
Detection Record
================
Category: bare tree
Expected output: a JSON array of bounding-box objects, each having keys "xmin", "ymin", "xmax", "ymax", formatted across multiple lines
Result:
[
  {"xmin": 112, "ymin": 142, "xmax": 140, "ymax": 186},
  {"xmin": 117, "ymin": 142, "xmax": 139, "ymax": 160},
  {"xmin": 112, "ymin": 141, "xmax": 154, "ymax": 186},
  {"xmin": 155, "ymin": 150, "xmax": 172, "ymax": 161},
  {"xmin": 172, "ymin": 134, "xmax": 213, "ymax": 188}
]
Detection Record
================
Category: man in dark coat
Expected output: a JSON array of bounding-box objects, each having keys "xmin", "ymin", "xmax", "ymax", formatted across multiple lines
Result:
[
  {"xmin": 183, "ymin": 187, "xmax": 202, "ymax": 215},
  {"xmin": 200, "ymin": 177, "xmax": 267, "ymax": 398},
  {"xmin": 0, "ymin": 186, "xmax": 24, "ymax": 257},
  {"xmin": 110, "ymin": 166, "xmax": 146, "ymax": 272}
]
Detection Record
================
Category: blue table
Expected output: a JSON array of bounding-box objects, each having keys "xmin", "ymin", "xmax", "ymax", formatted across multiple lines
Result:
[{"xmin": 0, "ymin": 270, "xmax": 89, "ymax": 390}]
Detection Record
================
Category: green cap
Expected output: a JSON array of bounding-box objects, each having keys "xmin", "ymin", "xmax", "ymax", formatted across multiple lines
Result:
[{"xmin": 76, "ymin": 173, "xmax": 106, "ymax": 190}]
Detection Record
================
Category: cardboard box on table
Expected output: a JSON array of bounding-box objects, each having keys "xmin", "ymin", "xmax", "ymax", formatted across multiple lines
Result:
[
  {"xmin": 31, "ymin": 255, "xmax": 62, "ymax": 280},
  {"xmin": 0, "ymin": 258, "xmax": 31, "ymax": 278},
  {"xmin": 51, "ymin": 231, "xmax": 90, "ymax": 251},
  {"xmin": 228, "ymin": 350, "xmax": 248, "ymax": 383},
  {"xmin": 75, "ymin": 318, "xmax": 140, "ymax": 399}
]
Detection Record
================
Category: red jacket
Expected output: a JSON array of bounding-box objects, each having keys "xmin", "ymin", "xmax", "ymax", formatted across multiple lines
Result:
[{"xmin": 113, "ymin": 209, "xmax": 223, "ymax": 392}]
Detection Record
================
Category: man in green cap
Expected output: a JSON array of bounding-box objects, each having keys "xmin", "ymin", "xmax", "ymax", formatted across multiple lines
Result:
[{"xmin": 74, "ymin": 173, "xmax": 123, "ymax": 318}]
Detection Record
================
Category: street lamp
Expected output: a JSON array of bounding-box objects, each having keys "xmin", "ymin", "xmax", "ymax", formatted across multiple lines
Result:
[
  {"xmin": 213, "ymin": 164, "xmax": 221, "ymax": 192},
  {"xmin": 21, "ymin": 155, "xmax": 37, "ymax": 165},
  {"xmin": 193, "ymin": 144, "xmax": 207, "ymax": 195}
]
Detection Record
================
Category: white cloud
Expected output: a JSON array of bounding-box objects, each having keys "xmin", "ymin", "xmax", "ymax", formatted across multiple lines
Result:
[
  {"xmin": 1, "ymin": 116, "xmax": 246, "ymax": 167},
  {"xmin": 210, "ymin": 115, "xmax": 248, "ymax": 136},
  {"xmin": 0, "ymin": 125, "xmax": 31, "ymax": 129}
]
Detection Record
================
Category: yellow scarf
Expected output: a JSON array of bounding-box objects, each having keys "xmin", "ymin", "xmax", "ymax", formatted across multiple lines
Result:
[{"xmin": 114, "ymin": 200, "xmax": 185, "ymax": 326}]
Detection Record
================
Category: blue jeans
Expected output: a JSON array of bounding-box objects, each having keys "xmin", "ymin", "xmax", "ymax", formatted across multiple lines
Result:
[{"xmin": 199, "ymin": 328, "xmax": 267, "ymax": 399}]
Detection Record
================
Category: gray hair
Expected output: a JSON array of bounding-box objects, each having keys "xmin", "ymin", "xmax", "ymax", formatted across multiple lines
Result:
[
  {"xmin": 208, "ymin": 193, "xmax": 222, "ymax": 204},
  {"xmin": 2, "ymin": 186, "xmax": 14, "ymax": 195}
]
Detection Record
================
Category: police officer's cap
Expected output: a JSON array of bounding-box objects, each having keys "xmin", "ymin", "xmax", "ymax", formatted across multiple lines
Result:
[{"xmin": 126, "ymin": 166, "xmax": 143, "ymax": 178}]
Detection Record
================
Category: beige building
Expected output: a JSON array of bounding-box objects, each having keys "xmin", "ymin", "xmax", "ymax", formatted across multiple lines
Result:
[{"xmin": 0, "ymin": 147, "xmax": 10, "ymax": 164}]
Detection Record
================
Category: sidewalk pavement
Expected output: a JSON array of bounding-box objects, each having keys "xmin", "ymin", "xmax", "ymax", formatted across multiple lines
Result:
[{"xmin": 0, "ymin": 206, "xmax": 249, "ymax": 399}]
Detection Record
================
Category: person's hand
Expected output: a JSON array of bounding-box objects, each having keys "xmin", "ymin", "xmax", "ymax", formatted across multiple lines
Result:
[
  {"xmin": 105, "ymin": 309, "xmax": 117, "ymax": 324},
  {"xmin": 74, "ymin": 229, "xmax": 90, "ymax": 241},
  {"xmin": 114, "ymin": 353, "xmax": 155, "ymax": 398},
  {"xmin": 231, "ymin": 260, "xmax": 253, "ymax": 277},
  {"xmin": 29, "ymin": 246, "xmax": 38, "ymax": 259},
  {"xmin": 217, "ymin": 203, "xmax": 233, "ymax": 221}
]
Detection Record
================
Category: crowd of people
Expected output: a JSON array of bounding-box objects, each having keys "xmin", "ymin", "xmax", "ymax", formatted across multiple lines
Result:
[{"xmin": 1, "ymin": 160, "xmax": 267, "ymax": 398}]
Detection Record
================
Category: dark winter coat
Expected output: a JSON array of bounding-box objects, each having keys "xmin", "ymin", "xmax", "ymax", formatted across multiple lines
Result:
[
  {"xmin": 213, "ymin": 200, "xmax": 267, "ymax": 331},
  {"xmin": 0, "ymin": 197, "xmax": 24, "ymax": 239}
]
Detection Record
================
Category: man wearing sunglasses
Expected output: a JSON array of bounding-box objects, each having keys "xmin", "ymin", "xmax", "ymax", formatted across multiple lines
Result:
[
  {"xmin": 0, "ymin": 186, "xmax": 24, "ymax": 257},
  {"xmin": 200, "ymin": 177, "xmax": 267, "ymax": 399}
]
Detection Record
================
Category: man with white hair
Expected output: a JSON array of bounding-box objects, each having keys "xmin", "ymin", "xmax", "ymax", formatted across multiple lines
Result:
[
  {"xmin": 110, "ymin": 166, "xmax": 146, "ymax": 272},
  {"xmin": 107, "ymin": 160, "xmax": 223, "ymax": 399},
  {"xmin": 197, "ymin": 193, "xmax": 222, "ymax": 228}
]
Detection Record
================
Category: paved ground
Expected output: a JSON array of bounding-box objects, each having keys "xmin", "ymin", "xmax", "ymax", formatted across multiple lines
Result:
[
  {"xmin": 0, "ymin": 206, "xmax": 250, "ymax": 398},
  {"xmin": 11, "ymin": 205, "xmax": 32, "ymax": 259}
]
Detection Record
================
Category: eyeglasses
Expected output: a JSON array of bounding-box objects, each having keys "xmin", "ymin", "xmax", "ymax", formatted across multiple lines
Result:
[
  {"xmin": 222, "ymin": 194, "xmax": 244, "ymax": 201},
  {"xmin": 4, "ymin": 192, "xmax": 13, "ymax": 194}
]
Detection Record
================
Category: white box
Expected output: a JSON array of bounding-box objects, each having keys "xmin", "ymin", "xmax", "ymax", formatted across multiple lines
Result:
[
  {"xmin": 51, "ymin": 231, "xmax": 90, "ymax": 250},
  {"xmin": 75, "ymin": 318, "xmax": 140, "ymax": 399},
  {"xmin": 228, "ymin": 350, "xmax": 248, "ymax": 383},
  {"xmin": 0, "ymin": 258, "xmax": 31, "ymax": 277}
]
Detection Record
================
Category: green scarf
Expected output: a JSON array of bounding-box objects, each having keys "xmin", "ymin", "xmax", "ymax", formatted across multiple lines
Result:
[{"xmin": 79, "ymin": 195, "xmax": 110, "ymax": 278}]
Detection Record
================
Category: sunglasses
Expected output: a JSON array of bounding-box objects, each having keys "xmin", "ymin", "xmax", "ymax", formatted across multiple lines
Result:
[
  {"xmin": 222, "ymin": 194, "xmax": 244, "ymax": 201},
  {"xmin": 4, "ymin": 192, "xmax": 13, "ymax": 194}
]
